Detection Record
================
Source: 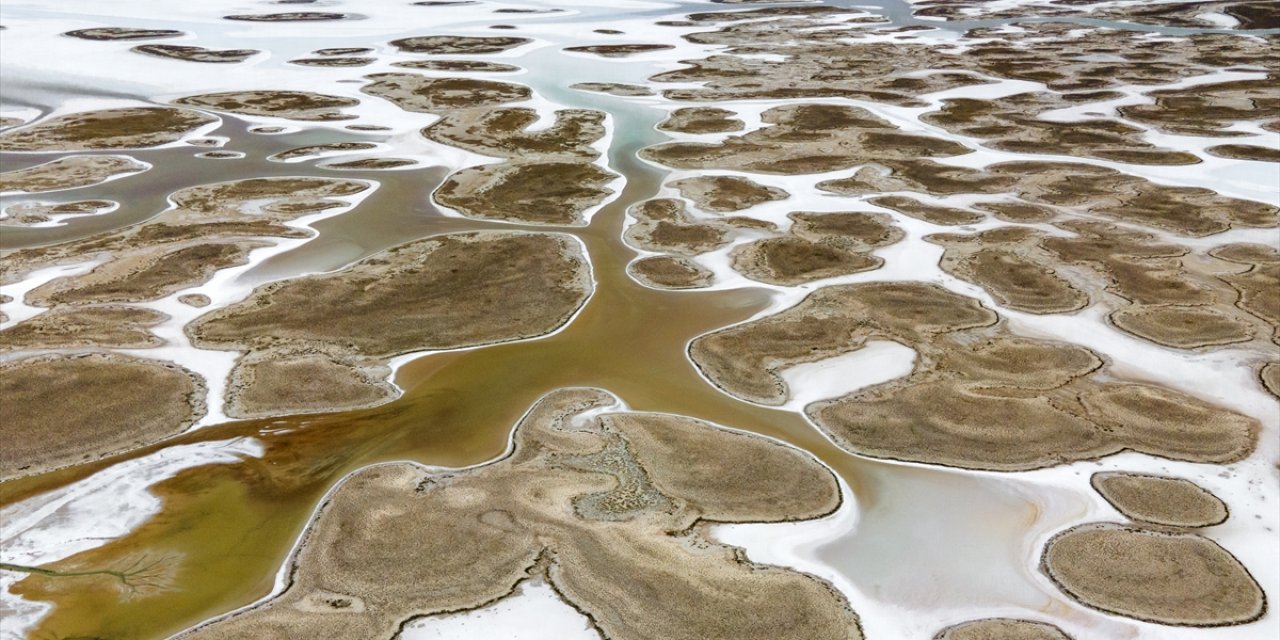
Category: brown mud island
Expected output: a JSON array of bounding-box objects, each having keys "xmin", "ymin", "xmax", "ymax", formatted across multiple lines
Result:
[
  {"xmin": 389, "ymin": 35, "xmax": 530, "ymax": 54},
  {"xmin": 921, "ymin": 92, "xmax": 1200, "ymax": 165},
  {"xmin": 818, "ymin": 161, "xmax": 1248, "ymax": 232},
  {"xmin": 564, "ymin": 43, "xmax": 675, "ymax": 57},
  {"xmin": 642, "ymin": 103, "xmax": 973, "ymax": 176},
  {"xmin": 423, "ymin": 107, "xmax": 605, "ymax": 160},
  {"xmin": 657, "ymin": 107, "xmax": 744, "ymax": 134},
  {"xmin": 691, "ymin": 282, "xmax": 1259, "ymax": 471},
  {"xmin": 726, "ymin": 209, "xmax": 903, "ymax": 286},
  {"xmin": 269, "ymin": 142, "xmax": 379, "ymax": 162},
  {"xmin": 0, "ymin": 107, "xmax": 215, "ymax": 151},
  {"xmin": 63, "ymin": 27, "xmax": 185, "ymax": 41},
  {"xmin": 418, "ymin": 105, "xmax": 617, "ymax": 226},
  {"xmin": 669, "ymin": 175, "xmax": 789, "ymax": 212},
  {"xmin": 623, "ymin": 199, "xmax": 908, "ymax": 287},
  {"xmin": 0, "ymin": 353, "xmax": 205, "ymax": 481},
  {"xmin": 1, "ymin": 199, "xmax": 115, "ymax": 225},
  {"xmin": 1, "ymin": 177, "xmax": 368, "ymax": 301},
  {"xmin": 912, "ymin": 0, "xmax": 1277, "ymax": 29},
  {"xmin": 133, "ymin": 44, "xmax": 260, "ymax": 63},
  {"xmin": 928, "ymin": 227, "xmax": 1089, "ymax": 314},
  {"xmin": 1090, "ymin": 472, "xmax": 1229, "ymax": 528},
  {"xmin": 290, "ymin": 57, "xmax": 375, "ymax": 68},
  {"xmin": 628, "ymin": 255, "xmax": 714, "ymax": 290},
  {"xmin": 0, "ymin": 305, "xmax": 167, "ymax": 351},
  {"xmin": 731, "ymin": 236, "xmax": 882, "ymax": 286},
  {"xmin": 321, "ymin": 157, "xmax": 417, "ymax": 170},
  {"xmin": 26, "ymin": 241, "xmax": 270, "ymax": 307},
  {"xmin": 177, "ymin": 389, "xmax": 861, "ymax": 640},
  {"xmin": 869, "ymin": 195, "xmax": 984, "ymax": 226},
  {"xmin": 0, "ymin": 156, "xmax": 147, "ymax": 194},
  {"xmin": 933, "ymin": 618, "xmax": 1072, "ymax": 640},
  {"xmin": 924, "ymin": 224, "xmax": 1278, "ymax": 348},
  {"xmin": 654, "ymin": 13, "xmax": 1276, "ymax": 114},
  {"xmin": 188, "ymin": 231, "xmax": 591, "ymax": 417},
  {"xmin": 435, "ymin": 161, "xmax": 615, "ymax": 225},
  {"xmin": 313, "ymin": 47, "xmax": 374, "ymax": 56},
  {"xmin": 571, "ymin": 83, "xmax": 654, "ymax": 97},
  {"xmin": 4, "ymin": 211, "xmax": 592, "ymax": 420},
  {"xmin": 0, "ymin": 176, "xmax": 372, "ymax": 448},
  {"xmin": 1041, "ymin": 523, "xmax": 1265, "ymax": 626},
  {"xmin": 394, "ymin": 59, "xmax": 521, "ymax": 73},
  {"xmin": 624, "ymin": 197, "xmax": 734, "ymax": 257},
  {"xmin": 361, "ymin": 74, "xmax": 531, "ymax": 113},
  {"xmin": 224, "ymin": 12, "xmax": 357, "ymax": 22},
  {"xmin": 174, "ymin": 91, "xmax": 361, "ymax": 121}
]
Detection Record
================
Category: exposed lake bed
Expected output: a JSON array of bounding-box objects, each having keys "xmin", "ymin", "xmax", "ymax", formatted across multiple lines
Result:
[{"xmin": 1, "ymin": 1, "xmax": 1277, "ymax": 639}]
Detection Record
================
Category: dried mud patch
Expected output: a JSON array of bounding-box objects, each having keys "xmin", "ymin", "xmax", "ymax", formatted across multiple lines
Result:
[
  {"xmin": 174, "ymin": 91, "xmax": 360, "ymax": 121},
  {"xmin": 2, "ymin": 199, "xmax": 115, "ymax": 225},
  {"xmin": 0, "ymin": 305, "xmax": 167, "ymax": 351},
  {"xmin": 269, "ymin": 142, "xmax": 379, "ymax": 162},
  {"xmin": 934, "ymin": 618, "xmax": 1072, "ymax": 640},
  {"xmin": 2, "ymin": 177, "xmax": 368, "ymax": 305},
  {"xmin": 624, "ymin": 198, "xmax": 731, "ymax": 256},
  {"xmin": 1120, "ymin": 78, "xmax": 1279, "ymax": 137},
  {"xmin": 0, "ymin": 107, "xmax": 215, "ymax": 151},
  {"xmin": 1205, "ymin": 144, "xmax": 1280, "ymax": 162},
  {"xmin": 0, "ymin": 353, "xmax": 205, "ymax": 481},
  {"xmin": 290, "ymin": 56, "xmax": 374, "ymax": 67},
  {"xmin": 389, "ymin": 35, "xmax": 530, "ymax": 54},
  {"xmin": 27, "ymin": 241, "xmax": 269, "ymax": 306},
  {"xmin": 564, "ymin": 44, "xmax": 674, "ymax": 57},
  {"xmin": 394, "ymin": 59, "xmax": 521, "ymax": 73},
  {"xmin": 363, "ymin": 74, "xmax": 531, "ymax": 114},
  {"xmin": 669, "ymin": 175, "xmax": 787, "ymax": 212},
  {"xmin": 691, "ymin": 282, "xmax": 1258, "ymax": 471},
  {"xmin": 928, "ymin": 227, "xmax": 1088, "ymax": 315},
  {"xmin": 1261, "ymin": 362, "xmax": 1280, "ymax": 398},
  {"xmin": 424, "ymin": 107, "xmax": 605, "ymax": 160},
  {"xmin": 1091, "ymin": 472, "xmax": 1228, "ymax": 528},
  {"xmin": 657, "ymin": 107, "xmax": 744, "ymax": 134},
  {"xmin": 0, "ymin": 156, "xmax": 147, "ymax": 194},
  {"xmin": 571, "ymin": 83, "xmax": 654, "ymax": 97},
  {"xmin": 1109, "ymin": 305, "xmax": 1254, "ymax": 349},
  {"xmin": 822, "ymin": 161, "xmax": 1277, "ymax": 237},
  {"xmin": 921, "ymin": 92, "xmax": 1200, "ymax": 165},
  {"xmin": 188, "ymin": 231, "xmax": 590, "ymax": 359},
  {"xmin": 870, "ymin": 196, "xmax": 984, "ymax": 226},
  {"xmin": 322, "ymin": 158, "xmax": 417, "ymax": 170},
  {"xmin": 1040, "ymin": 523, "xmax": 1264, "ymax": 626},
  {"xmin": 133, "ymin": 44, "xmax": 259, "ymax": 63},
  {"xmin": 788, "ymin": 211, "xmax": 903, "ymax": 250},
  {"xmin": 642, "ymin": 104, "xmax": 971, "ymax": 175},
  {"xmin": 628, "ymin": 255, "xmax": 713, "ymax": 290},
  {"xmin": 226, "ymin": 353, "xmax": 395, "ymax": 418},
  {"xmin": 435, "ymin": 161, "xmax": 615, "ymax": 225},
  {"xmin": 225, "ymin": 12, "xmax": 357, "ymax": 21},
  {"xmin": 64, "ymin": 27, "xmax": 184, "ymax": 40},
  {"xmin": 731, "ymin": 237, "xmax": 881, "ymax": 286}
]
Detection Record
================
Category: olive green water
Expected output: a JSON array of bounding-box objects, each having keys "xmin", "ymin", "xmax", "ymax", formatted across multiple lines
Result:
[{"xmin": 0, "ymin": 35, "xmax": 1055, "ymax": 640}]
